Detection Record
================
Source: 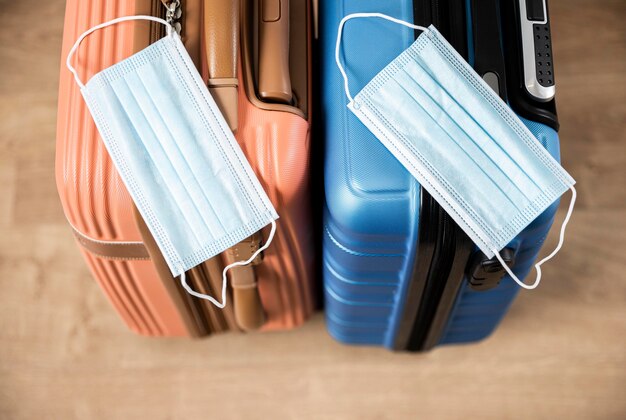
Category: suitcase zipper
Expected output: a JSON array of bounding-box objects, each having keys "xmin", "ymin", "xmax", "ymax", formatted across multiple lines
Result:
[
  {"xmin": 161, "ymin": 0, "xmax": 182, "ymax": 34},
  {"xmin": 155, "ymin": 0, "xmax": 238, "ymax": 334},
  {"xmin": 396, "ymin": 0, "xmax": 473, "ymax": 352},
  {"xmin": 149, "ymin": 0, "xmax": 181, "ymax": 43}
]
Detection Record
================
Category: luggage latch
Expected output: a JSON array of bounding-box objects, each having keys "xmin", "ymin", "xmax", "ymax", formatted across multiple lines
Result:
[{"xmin": 466, "ymin": 248, "xmax": 516, "ymax": 291}]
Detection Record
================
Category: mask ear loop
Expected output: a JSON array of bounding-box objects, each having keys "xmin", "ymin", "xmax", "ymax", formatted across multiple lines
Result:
[
  {"xmin": 179, "ymin": 220, "xmax": 277, "ymax": 308},
  {"xmin": 66, "ymin": 15, "xmax": 173, "ymax": 90},
  {"xmin": 335, "ymin": 12, "xmax": 429, "ymax": 103},
  {"xmin": 493, "ymin": 186, "xmax": 577, "ymax": 290}
]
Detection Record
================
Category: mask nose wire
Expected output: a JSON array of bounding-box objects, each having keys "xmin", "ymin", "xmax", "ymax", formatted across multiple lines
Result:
[
  {"xmin": 335, "ymin": 12, "xmax": 429, "ymax": 104},
  {"xmin": 179, "ymin": 220, "xmax": 278, "ymax": 308},
  {"xmin": 66, "ymin": 15, "xmax": 173, "ymax": 90},
  {"xmin": 493, "ymin": 186, "xmax": 577, "ymax": 290}
]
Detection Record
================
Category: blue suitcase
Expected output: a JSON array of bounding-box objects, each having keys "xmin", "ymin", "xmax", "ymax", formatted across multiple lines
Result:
[{"xmin": 321, "ymin": 0, "xmax": 562, "ymax": 350}]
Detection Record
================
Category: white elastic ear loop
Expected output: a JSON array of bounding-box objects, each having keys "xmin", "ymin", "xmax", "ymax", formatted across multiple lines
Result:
[
  {"xmin": 493, "ymin": 186, "xmax": 577, "ymax": 290},
  {"xmin": 179, "ymin": 220, "xmax": 277, "ymax": 308},
  {"xmin": 335, "ymin": 12, "xmax": 429, "ymax": 103},
  {"xmin": 66, "ymin": 15, "xmax": 173, "ymax": 90}
]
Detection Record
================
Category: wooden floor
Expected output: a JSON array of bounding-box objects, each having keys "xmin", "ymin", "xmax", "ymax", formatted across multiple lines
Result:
[{"xmin": 1, "ymin": 0, "xmax": 625, "ymax": 418}]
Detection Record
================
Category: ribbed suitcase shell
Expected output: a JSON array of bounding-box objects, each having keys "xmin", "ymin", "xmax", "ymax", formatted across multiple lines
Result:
[
  {"xmin": 236, "ymin": 70, "xmax": 316, "ymax": 330},
  {"xmin": 56, "ymin": 0, "xmax": 316, "ymax": 336},
  {"xmin": 56, "ymin": 0, "xmax": 190, "ymax": 336},
  {"xmin": 321, "ymin": 0, "xmax": 560, "ymax": 348}
]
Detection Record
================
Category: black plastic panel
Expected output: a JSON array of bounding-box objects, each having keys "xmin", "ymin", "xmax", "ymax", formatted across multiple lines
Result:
[
  {"xmin": 466, "ymin": 248, "xmax": 516, "ymax": 291},
  {"xmin": 533, "ymin": 23, "xmax": 555, "ymax": 87},
  {"xmin": 471, "ymin": 0, "xmax": 508, "ymax": 100}
]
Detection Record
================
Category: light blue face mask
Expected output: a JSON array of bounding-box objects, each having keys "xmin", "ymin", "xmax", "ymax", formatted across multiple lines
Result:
[
  {"xmin": 335, "ymin": 13, "xmax": 576, "ymax": 289},
  {"xmin": 67, "ymin": 16, "xmax": 279, "ymax": 307}
]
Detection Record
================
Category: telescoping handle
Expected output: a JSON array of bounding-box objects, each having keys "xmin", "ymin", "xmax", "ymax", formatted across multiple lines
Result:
[
  {"xmin": 204, "ymin": 0, "xmax": 239, "ymax": 131},
  {"xmin": 258, "ymin": 0, "xmax": 293, "ymax": 104}
]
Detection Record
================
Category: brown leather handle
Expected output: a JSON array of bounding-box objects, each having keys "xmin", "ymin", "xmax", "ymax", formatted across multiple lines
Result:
[
  {"xmin": 223, "ymin": 233, "xmax": 266, "ymax": 331},
  {"xmin": 230, "ymin": 267, "xmax": 266, "ymax": 331},
  {"xmin": 258, "ymin": 0, "xmax": 292, "ymax": 103},
  {"xmin": 183, "ymin": 0, "xmax": 203, "ymax": 69},
  {"xmin": 204, "ymin": 0, "xmax": 239, "ymax": 131}
]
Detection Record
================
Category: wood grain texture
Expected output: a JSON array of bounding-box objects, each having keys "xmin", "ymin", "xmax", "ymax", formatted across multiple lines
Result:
[{"xmin": 0, "ymin": 0, "xmax": 624, "ymax": 419}]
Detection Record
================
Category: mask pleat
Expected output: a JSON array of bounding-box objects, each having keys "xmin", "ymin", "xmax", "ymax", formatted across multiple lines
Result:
[
  {"xmin": 107, "ymin": 76, "xmax": 216, "ymax": 248},
  {"xmin": 131, "ymin": 63, "xmax": 233, "ymax": 239},
  {"xmin": 389, "ymin": 78, "xmax": 525, "ymax": 219},
  {"xmin": 163, "ymin": 38, "xmax": 262, "ymax": 226},
  {"xmin": 416, "ymin": 34, "xmax": 558, "ymax": 190},
  {"xmin": 152, "ymin": 58, "xmax": 255, "ymax": 232},
  {"xmin": 400, "ymin": 61, "xmax": 542, "ymax": 202},
  {"xmin": 369, "ymin": 77, "xmax": 511, "ymax": 230},
  {"xmin": 87, "ymin": 85, "xmax": 191, "ymax": 264},
  {"xmin": 193, "ymin": 108, "xmax": 259, "ymax": 228},
  {"xmin": 78, "ymin": 32, "xmax": 278, "ymax": 278}
]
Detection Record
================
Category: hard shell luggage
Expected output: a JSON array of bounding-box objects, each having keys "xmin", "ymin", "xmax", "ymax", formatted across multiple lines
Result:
[
  {"xmin": 321, "ymin": 0, "xmax": 562, "ymax": 350},
  {"xmin": 56, "ymin": 0, "xmax": 316, "ymax": 337}
]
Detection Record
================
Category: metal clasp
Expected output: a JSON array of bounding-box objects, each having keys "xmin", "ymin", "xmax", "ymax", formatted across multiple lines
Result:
[{"xmin": 161, "ymin": 0, "xmax": 182, "ymax": 34}]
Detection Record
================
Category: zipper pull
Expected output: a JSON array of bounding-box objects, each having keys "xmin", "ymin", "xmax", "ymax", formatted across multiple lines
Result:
[{"xmin": 161, "ymin": 0, "xmax": 182, "ymax": 34}]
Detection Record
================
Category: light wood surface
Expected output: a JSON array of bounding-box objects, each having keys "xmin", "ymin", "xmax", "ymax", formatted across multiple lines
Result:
[{"xmin": 1, "ymin": 0, "xmax": 625, "ymax": 419}]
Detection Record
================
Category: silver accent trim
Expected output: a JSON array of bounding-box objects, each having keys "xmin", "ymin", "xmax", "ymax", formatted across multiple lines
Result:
[{"xmin": 519, "ymin": 0, "xmax": 555, "ymax": 101}]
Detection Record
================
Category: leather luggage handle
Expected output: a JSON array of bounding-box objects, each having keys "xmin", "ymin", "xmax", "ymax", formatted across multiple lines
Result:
[
  {"xmin": 204, "ymin": 0, "xmax": 239, "ymax": 131},
  {"xmin": 222, "ymin": 233, "xmax": 267, "ymax": 331},
  {"xmin": 71, "ymin": 225, "xmax": 150, "ymax": 260},
  {"xmin": 258, "ymin": 0, "xmax": 292, "ymax": 103}
]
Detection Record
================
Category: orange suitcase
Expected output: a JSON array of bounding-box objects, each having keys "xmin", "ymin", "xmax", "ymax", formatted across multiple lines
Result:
[{"xmin": 56, "ymin": 0, "xmax": 316, "ymax": 337}]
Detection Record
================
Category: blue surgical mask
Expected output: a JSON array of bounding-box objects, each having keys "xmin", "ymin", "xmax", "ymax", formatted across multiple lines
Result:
[
  {"xmin": 67, "ymin": 16, "xmax": 279, "ymax": 307},
  {"xmin": 335, "ymin": 13, "xmax": 576, "ymax": 289}
]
